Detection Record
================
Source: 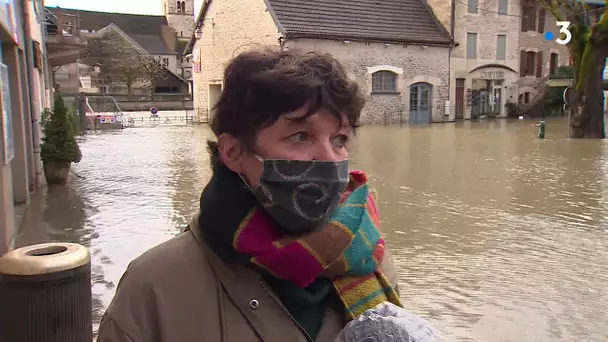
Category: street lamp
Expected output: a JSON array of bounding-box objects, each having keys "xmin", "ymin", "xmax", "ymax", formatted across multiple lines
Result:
[{"xmin": 195, "ymin": 27, "xmax": 202, "ymax": 40}]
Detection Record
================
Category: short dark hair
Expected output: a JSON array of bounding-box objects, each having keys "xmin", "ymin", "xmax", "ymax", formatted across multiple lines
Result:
[{"xmin": 207, "ymin": 47, "xmax": 365, "ymax": 167}]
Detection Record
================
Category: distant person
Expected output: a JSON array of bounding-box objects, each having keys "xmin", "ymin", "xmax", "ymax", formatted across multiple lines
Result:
[{"xmin": 97, "ymin": 48, "xmax": 403, "ymax": 341}]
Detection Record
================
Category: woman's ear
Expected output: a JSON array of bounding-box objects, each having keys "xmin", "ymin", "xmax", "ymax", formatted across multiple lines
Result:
[{"xmin": 217, "ymin": 133, "xmax": 245, "ymax": 174}]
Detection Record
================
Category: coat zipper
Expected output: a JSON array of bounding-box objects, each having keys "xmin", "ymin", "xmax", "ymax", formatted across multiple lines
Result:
[{"xmin": 260, "ymin": 280, "xmax": 314, "ymax": 342}]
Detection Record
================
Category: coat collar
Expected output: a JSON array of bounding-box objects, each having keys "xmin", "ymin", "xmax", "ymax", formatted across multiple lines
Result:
[{"xmin": 188, "ymin": 213, "xmax": 315, "ymax": 342}]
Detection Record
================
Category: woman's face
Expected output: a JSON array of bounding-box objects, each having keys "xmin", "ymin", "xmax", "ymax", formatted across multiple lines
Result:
[{"xmin": 219, "ymin": 107, "xmax": 352, "ymax": 188}]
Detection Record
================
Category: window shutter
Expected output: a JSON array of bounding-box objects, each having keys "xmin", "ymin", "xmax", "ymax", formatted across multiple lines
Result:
[
  {"xmin": 536, "ymin": 51, "xmax": 543, "ymax": 77},
  {"xmin": 549, "ymin": 53, "xmax": 558, "ymax": 75},
  {"xmin": 538, "ymin": 7, "xmax": 546, "ymax": 33},
  {"xmin": 520, "ymin": 50, "xmax": 527, "ymax": 76}
]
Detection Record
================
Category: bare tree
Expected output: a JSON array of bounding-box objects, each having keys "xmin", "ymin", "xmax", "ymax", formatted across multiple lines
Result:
[
  {"xmin": 536, "ymin": 0, "xmax": 607, "ymax": 138},
  {"xmin": 83, "ymin": 30, "xmax": 144, "ymax": 100},
  {"xmin": 137, "ymin": 55, "xmax": 168, "ymax": 100}
]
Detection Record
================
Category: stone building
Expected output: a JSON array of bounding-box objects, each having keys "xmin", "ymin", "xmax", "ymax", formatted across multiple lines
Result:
[
  {"xmin": 426, "ymin": 0, "xmax": 570, "ymax": 119},
  {"xmin": 163, "ymin": 0, "xmax": 195, "ymax": 41},
  {"xmin": 517, "ymin": 0, "xmax": 570, "ymax": 108},
  {"xmin": 184, "ymin": 0, "xmax": 452, "ymax": 124},
  {"xmin": 163, "ymin": 0, "xmax": 195, "ymax": 87},
  {"xmin": 47, "ymin": 3, "xmax": 194, "ymax": 95}
]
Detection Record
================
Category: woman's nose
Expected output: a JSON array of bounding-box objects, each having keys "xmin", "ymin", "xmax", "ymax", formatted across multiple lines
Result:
[{"xmin": 313, "ymin": 140, "xmax": 340, "ymax": 162}]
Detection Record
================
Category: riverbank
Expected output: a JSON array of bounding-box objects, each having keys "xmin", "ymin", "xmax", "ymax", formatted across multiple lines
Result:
[{"xmin": 11, "ymin": 118, "xmax": 608, "ymax": 341}]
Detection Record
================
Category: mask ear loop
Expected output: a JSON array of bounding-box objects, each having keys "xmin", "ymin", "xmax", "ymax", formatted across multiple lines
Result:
[
  {"xmin": 238, "ymin": 154, "xmax": 265, "ymax": 191},
  {"xmin": 238, "ymin": 173, "xmax": 253, "ymax": 191}
]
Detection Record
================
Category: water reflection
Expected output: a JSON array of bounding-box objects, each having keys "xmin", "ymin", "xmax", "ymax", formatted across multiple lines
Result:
[
  {"xmin": 15, "ymin": 118, "xmax": 608, "ymax": 341},
  {"xmin": 15, "ymin": 182, "xmax": 106, "ymax": 327},
  {"xmin": 350, "ymin": 118, "xmax": 608, "ymax": 341}
]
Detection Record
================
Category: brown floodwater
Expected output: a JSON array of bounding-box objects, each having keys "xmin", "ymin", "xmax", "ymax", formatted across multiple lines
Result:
[{"xmin": 15, "ymin": 117, "xmax": 608, "ymax": 341}]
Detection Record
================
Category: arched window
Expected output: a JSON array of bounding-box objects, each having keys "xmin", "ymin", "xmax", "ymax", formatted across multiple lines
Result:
[
  {"xmin": 372, "ymin": 71, "xmax": 397, "ymax": 93},
  {"xmin": 176, "ymin": 1, "xmax": 183, "ymax": 12}
]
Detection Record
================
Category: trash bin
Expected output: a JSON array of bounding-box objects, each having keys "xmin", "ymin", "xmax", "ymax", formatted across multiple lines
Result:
[{"xmin": 0, "ymin": 243, "xmax": 92, "ymax": 342}]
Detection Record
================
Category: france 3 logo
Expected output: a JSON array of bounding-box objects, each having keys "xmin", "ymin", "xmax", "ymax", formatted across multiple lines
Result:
[{"xmin": 544, "ymin": 21, "xmax": 572, "ymax": 45}]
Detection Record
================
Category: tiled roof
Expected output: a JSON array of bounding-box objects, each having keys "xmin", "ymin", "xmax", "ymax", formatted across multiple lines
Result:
[
  {"xmin": 45, "ymin": 7, "xmax": 168, "ymax": 36},
  {"xmin": 130, "ymin": 34, "xmax": 176, "ymax": 55},
  {"xmin": 266, "ymin": 0, "xmax": 451, "ymax": 45}
]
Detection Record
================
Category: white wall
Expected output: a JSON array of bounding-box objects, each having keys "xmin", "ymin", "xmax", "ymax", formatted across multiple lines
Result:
[{"xmin": 154, "ymin": 54, "xmax": 178, "ymax": 74}]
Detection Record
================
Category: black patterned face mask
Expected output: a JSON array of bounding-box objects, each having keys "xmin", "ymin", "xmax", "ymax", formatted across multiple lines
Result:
[{"xmin": 243, "ymin": 158, "xmax": 350, "ymax": 236}]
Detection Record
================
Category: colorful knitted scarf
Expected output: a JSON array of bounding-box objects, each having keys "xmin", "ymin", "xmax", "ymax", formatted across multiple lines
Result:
[{"xmin": 199, "ymin": 165, "xmax": 402, "ymax": 320}]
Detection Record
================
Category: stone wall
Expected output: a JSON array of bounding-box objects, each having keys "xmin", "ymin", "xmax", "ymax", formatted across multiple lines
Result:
[
  {"xmin": 190, "ymin": 0, "xmax": 449, "ymax": 124},
  {"xmin": 425, "ymin": 0, "xmax": 452, "ymax": 33},
  {"xmin": 450, "ymin": 0, "xmax": 522, "ymax": 61},
  {"xmin": 116, "ymin": 100, "xmax": 193, "ymax": 111},
  {"xmin": 164, "ymin": 0, "xmax": 195, "ymax": 40},
  {"xmin": 287, "ymin": 39, "xmax": 450, "ymax": 124},
  {"xmin": 518, "ymin": 8, "xmax": 570, "ymax": 100},
  {"xmin": 191, "ymin": 0, "xmax": 280, "ymax": 115},
  {"xmin": 447, "ymin": 0, "xmax": 522, "ymax": 119}
]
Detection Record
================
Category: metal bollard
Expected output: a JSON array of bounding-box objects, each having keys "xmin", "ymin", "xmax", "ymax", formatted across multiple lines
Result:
[
  {"xmin": 538, "ymin": 120, "xmax": 545, "ymax": 139},
  {"xmin": 0, "ymin": 243, "xmax": 92, "ymax": 342}
]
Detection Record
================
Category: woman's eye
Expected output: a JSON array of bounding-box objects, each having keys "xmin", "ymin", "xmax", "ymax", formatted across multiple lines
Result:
[
  {"xmin": 288, "ymin": 132, "xmax": 309, "ymax": 142},
  {"xmin": 332, "ymin": 135, "xmax": 349, "ymax": 148}
]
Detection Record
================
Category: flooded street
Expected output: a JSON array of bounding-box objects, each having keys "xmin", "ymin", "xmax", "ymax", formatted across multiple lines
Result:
[{"xmin": 15, "ymin": 117, "xmax": 608, "ymax": 341}]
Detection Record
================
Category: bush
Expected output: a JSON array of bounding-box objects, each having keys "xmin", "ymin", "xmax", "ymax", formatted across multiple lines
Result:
[{"xmin": 40, "ymin": 93, "xmax": 82, "ymax": 163}]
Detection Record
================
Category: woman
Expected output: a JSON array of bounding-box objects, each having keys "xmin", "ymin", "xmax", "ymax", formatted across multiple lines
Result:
[{"xmin": 97, "ymin": 48, "xmax": 402, "ymax": 342}]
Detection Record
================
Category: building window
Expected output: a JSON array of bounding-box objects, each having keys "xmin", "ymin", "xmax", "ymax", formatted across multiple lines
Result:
[
  {"xmin": 467, "ymin": 33, "xmax": 477, "ymax": 59},
  {"xmin": 521, "ymin": 4, "xmax": 537, "ymax": 32},
  {"xmin": 550, "ymin": 53, "xmax": 559, "ymax": 76},
  {"xmin": 538, "ymin": 7, "xmax": 546, "ymax": 33},
  {"xmin": 372, "ymin": 71, "xmax": 397, "ymax": 93},
  {"xmin": 162, "ymin": 58, "xmax": 169, "ymax": 68},
  {"xmin": 180, "ymin": 31, "xmax": 183, "ymax": 37},
  {"xmin": 498, "ymin": 0, "xmax": 508, "ymax": 15},
  {"xmin": 496, "ymin": 35, "xmax": 506, "ymax": 60},
  {"xmin": 521, "ymin": 50, "xmax": 539, "ymax": 76},
  {"xmin": 526, "ymin": 51, "xmax": 536, "ymax": 75},
  {"xmin": 524, "ymin": 92, "xmax": 530, "ymax": 104},
  {"xmin": 468, "ymin": 0, "xmax": 478, "ymax": 14}
]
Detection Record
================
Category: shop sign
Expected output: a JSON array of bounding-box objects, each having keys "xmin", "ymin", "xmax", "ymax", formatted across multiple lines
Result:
[{"xmin": 479, "ymin": 70, "xmax": 505, "ymax": 79}]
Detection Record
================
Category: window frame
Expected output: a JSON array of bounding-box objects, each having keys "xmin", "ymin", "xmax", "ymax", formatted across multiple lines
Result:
[
  {"xmin": 371, "ymin": 71, "xmax": 398, "ymax": 94},
  {"xmin": 468, "ymin": 0, "xmax": 478, "ymax": 14},
  {"xmin": 496, "ymin": 34, "xmax": 507, "ymax": 60},
  {"xmin": 498, "ymin": 0, "xmax": 508, "ymax": 15},
  {"xmin": 467, "ymin": 33, "xmax": 477, "ymax": 59}
]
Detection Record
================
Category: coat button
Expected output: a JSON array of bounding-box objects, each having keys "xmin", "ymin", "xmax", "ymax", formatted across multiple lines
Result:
[{"xmin": 249, "ymin": 299, "xmax": 260, "ymax": 310}]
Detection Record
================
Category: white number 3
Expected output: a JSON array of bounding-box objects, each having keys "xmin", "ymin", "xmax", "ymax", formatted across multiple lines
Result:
[{"xmin": 556, "ymin": 21, "xmax": 572, "ymax": 45}]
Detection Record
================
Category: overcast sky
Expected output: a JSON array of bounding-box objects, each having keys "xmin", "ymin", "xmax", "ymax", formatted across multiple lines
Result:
[{"xmin": 44, "ymin": 0, "xmax": 203, "ymax": 16}]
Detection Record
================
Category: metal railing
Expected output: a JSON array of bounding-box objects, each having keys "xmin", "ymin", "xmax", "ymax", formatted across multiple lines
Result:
[
  {"xmin": 102, "ymin": 93, "xmax": 193, "ymax": 102},
  {"xmin": 44, "ymin": 7, "xmax": 81, "ymax": 40},
  {"xmin": 86, "ymin": 95, "xmax": 123, "ymax": 116},
  {"xmin": 375, "ymin": 105, "xmax": 455, "ymax": 125},
  {"xmin": 122, "ymin": 115, "xmax": 196, "ymax": 128}
]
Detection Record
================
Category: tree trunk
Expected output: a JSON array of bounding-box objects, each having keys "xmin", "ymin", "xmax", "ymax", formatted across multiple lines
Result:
[
  {"xmin": 569, "ymin": 50, "xmax": 607, "ymax": 138},
  {"xmin": 126, "ymin": 79, "xmax": 133, "ymax": 101},
  {"xmin": 150, "ymin": 78, "xmax": 156, "ymax": 101}
]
